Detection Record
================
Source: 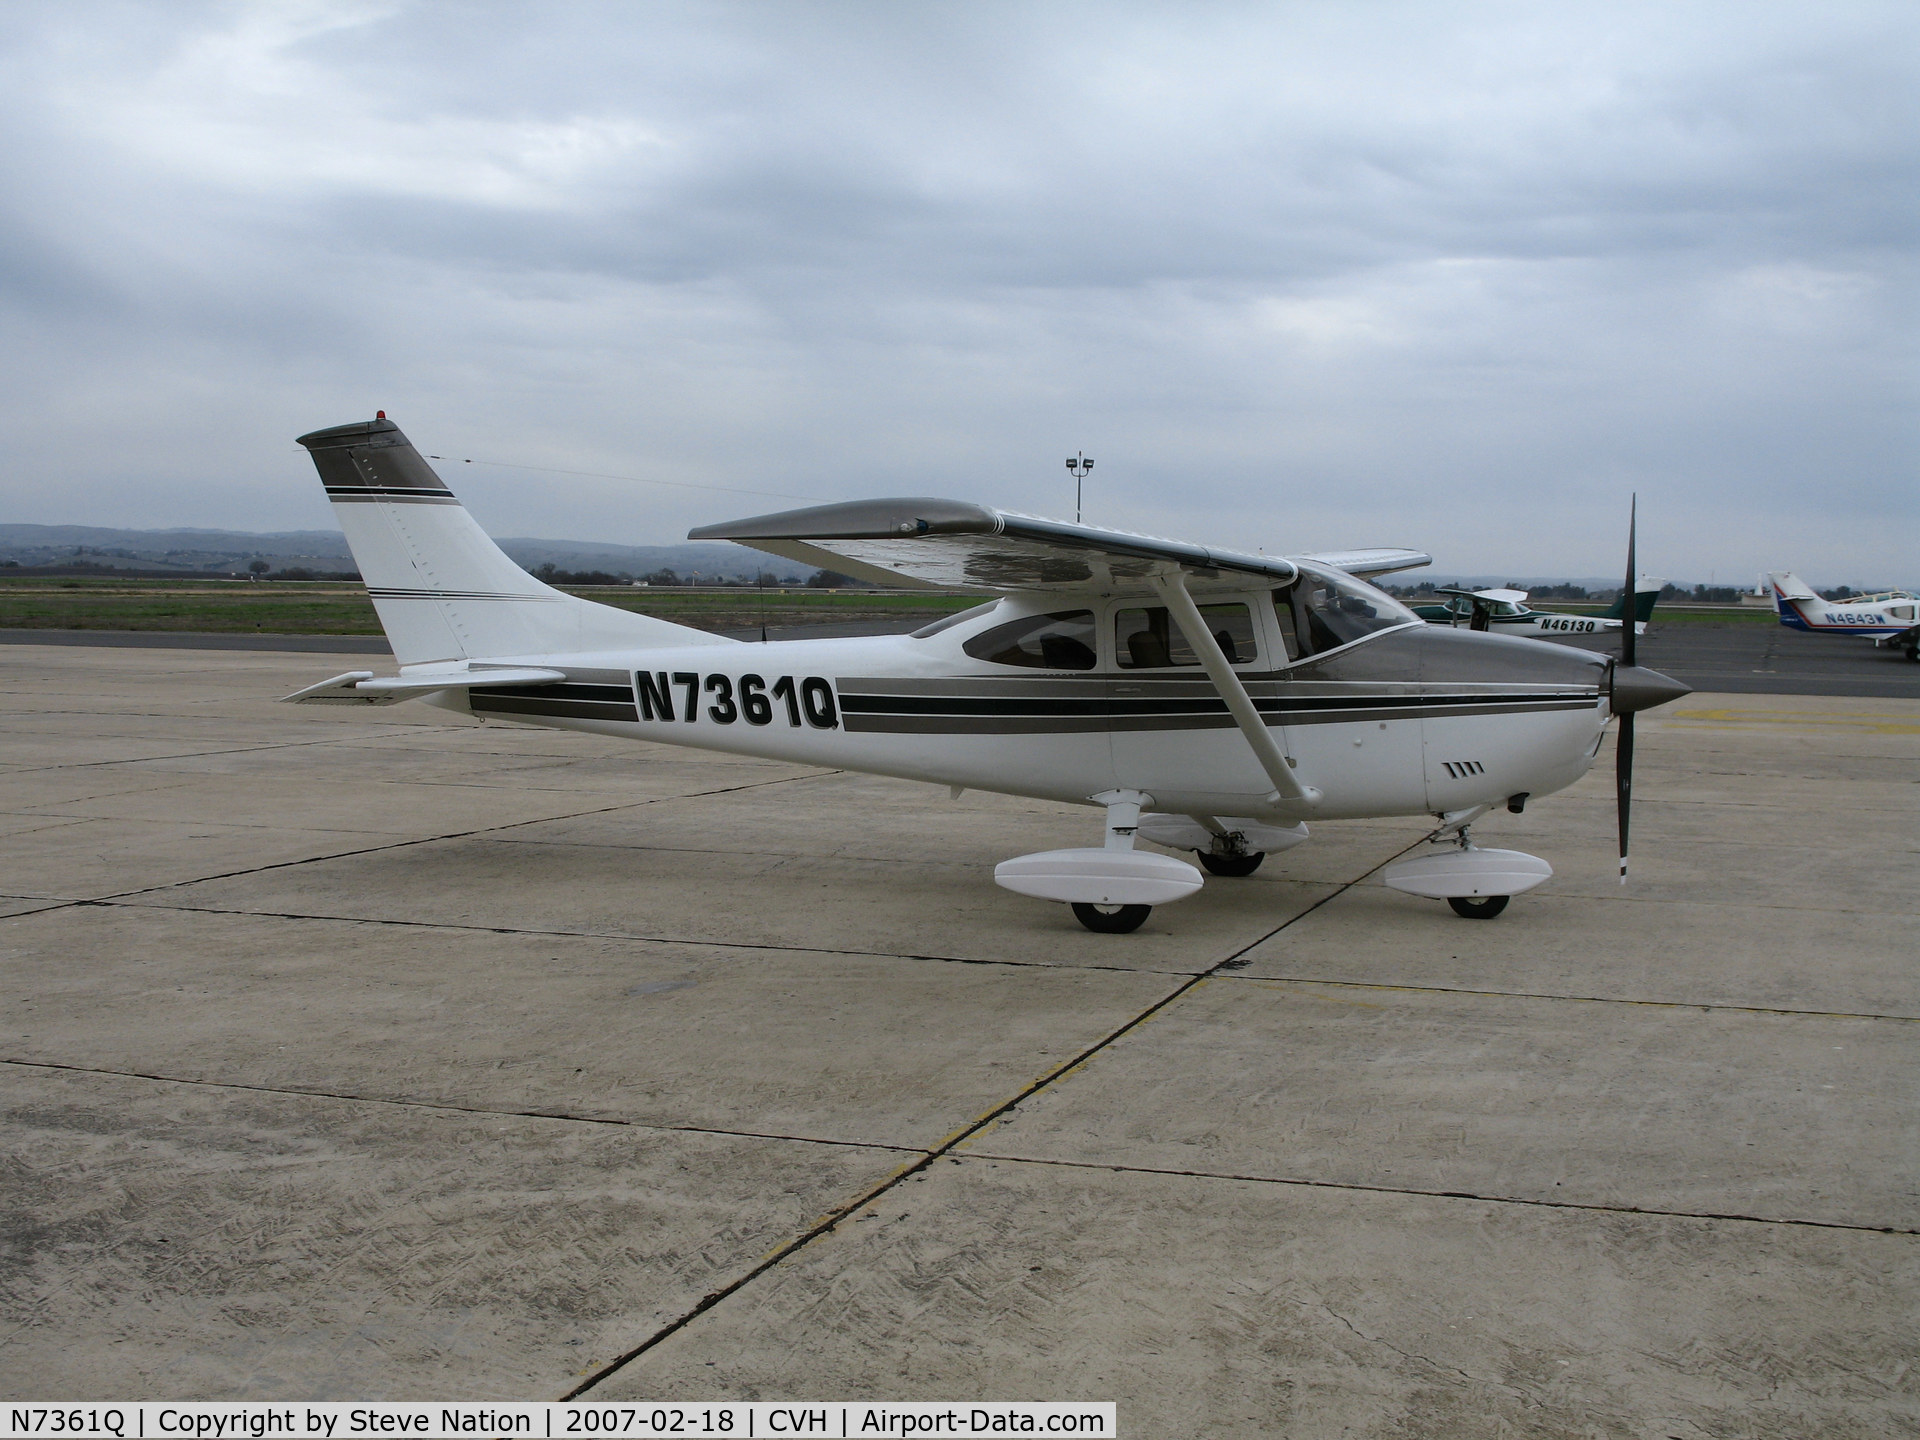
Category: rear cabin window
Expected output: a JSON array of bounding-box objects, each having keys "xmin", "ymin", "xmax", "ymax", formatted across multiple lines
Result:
[
  {"xmin": 962, "ymin": 609, "xmax": 1098, "ymax": 669},
  {"xmin": 1114, "ymin": 604, "xmax": 1256, "ymax": 668}
]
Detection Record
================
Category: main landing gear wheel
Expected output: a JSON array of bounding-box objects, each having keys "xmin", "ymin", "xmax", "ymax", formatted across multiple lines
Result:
[
  {"xmin": 1071, "ymin": 902, "xmax": 1152, "ymax": 934},
  {"xmin": 1447, "ymin": 895, "xmax": 1510, "ymax": 919},
  {"xmin": 1198, "ymin": 851, "xmax": 1264, "ymax": 877}
]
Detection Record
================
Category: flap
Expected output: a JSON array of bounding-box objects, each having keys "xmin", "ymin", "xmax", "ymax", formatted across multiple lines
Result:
[{"xmin": 690, "ymin": 498, "xmax": 1302, "ymax": 594}]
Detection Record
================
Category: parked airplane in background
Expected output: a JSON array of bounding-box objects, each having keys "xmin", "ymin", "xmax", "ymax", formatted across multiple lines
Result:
[
  {"xmin": 1769, "ymin": 572, "xmax": 1920, "ymax": 661},
  {"xmin": 285, "ymin": 415, "xmax": 1688, "ymax": 932},
  {"xmin": 1413, "ymin": 580, "xmax": 1663, "ymax": 638}
]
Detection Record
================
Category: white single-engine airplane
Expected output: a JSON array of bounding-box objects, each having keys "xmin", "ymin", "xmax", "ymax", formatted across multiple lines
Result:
[
  {"xmin": 1768, "ymin": 572, "xmax": 1920, "ymax": 661},
  {"xmin": 287, "ymin": 416, "xmax": 1689, "ymax": 932},
  {"xmin": 1412, "ymin": 579, "xmax": 1663, "ymax": 638}
]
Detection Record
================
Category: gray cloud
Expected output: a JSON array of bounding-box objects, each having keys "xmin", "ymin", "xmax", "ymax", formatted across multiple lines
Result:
[{"xmin": 0, "ymin": 0, "xmax": 1912, "ymax": 583}]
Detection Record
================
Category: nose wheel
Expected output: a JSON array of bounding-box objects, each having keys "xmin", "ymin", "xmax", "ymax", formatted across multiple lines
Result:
[
  {"xmin": 1071, "ymin": 902, "xmax": 1153, "ymax": 933},
  {"xmin": 1447, "ymin": 894, "xmax": 1510, "ymax": 919}
]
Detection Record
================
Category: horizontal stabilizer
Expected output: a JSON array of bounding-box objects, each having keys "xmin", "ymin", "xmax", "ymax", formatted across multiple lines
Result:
[
  {"xmin": 1768, "ymin": 571, "xmax": 1819, "ymax": 601},
  {"xmin": 282, "ymin": 666, "xmax": 567, "ymax": 706}
]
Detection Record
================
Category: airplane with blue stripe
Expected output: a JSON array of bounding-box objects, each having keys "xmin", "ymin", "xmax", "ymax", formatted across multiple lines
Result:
[{"xmin": 1769, "ymin": 572, "xmax": 1920, "ymax": 660}]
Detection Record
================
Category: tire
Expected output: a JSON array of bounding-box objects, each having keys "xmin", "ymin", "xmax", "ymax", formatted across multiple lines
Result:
[
  {"xmin": 1199, "ymin": 851, "xmax": 1264, "ymax": 877},
  {"xmin": 1906, "ymin": 645, "xmax": 1919, "ymax": 662},
  {"xmin": 1447, "ymin": 895, "xmax": 1510, "ymax": 919},
  {"xmin": 1071, "ymin": 902, "xmax": 1152, "ymax": 934}
]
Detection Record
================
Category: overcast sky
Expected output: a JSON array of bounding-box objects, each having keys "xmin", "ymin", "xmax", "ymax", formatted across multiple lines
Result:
[{"xmin": 1, "ymin": 1, "xmax": 1912, "ymax": 584}]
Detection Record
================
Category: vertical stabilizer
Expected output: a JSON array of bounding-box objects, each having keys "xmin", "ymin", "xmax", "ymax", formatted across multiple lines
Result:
[
  {"xmin": 1766, "ymin": 571, "xmax": 1821, "ymax": 630},
  {"xmin": 1599, "ymin": 577, "xmax": 1664, "ymax": 623},
  {"xmin": 297, "ymin": 416, "xmax": 719, "ymax": 665}
]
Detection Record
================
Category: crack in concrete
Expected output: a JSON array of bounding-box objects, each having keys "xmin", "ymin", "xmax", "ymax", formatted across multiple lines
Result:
[
  {"xmin": 557, "ymin": 838, "xmax": 1423, "ymax": 1398},
  {"xmin": 1, "ymin": 726, "xmax": 429, "ymax": 774},
  {"xmin": 950, "ymin": 1150, "xmax": 1919, "ymax": 1237},
  {"xmin": 0, "ymin": 1055, "xmax": 923, "ymax": 1156},
  {"xmin": 56, "ymin": 898, "xmax": 1231, "ymax": 979},
  {"xmin": 1223, "ymin": 973, "xmax": 1920, "ymax": 1025},
  {"xmin": 58, "ymin": 770, "xmax": 842, "ymax": 905},
  {"xmin": 45, "ymin": 896, "xmax": 1908, "ymax": 1020},
  {"xmin": 1308, "ymin": 1299, "xmax": 1476, "ymax": 1384}
]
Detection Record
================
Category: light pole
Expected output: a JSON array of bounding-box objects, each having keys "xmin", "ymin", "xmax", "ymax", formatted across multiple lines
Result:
[{"xmin": 1066, "ymin": 452, "xmax": 1094, "ymax": 524}]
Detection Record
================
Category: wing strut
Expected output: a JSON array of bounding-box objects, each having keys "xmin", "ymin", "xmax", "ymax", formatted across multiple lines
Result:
[{"xmin": 1150, "ymin": 569, "xmax": 1319, "ymax": 809}]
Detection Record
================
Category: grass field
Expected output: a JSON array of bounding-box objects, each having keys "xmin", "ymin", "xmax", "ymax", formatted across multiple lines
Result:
[
  {"xmin": 0, "ymin": 576, "xmax": 984, "ymax": 634},
  {"xmin": 0, "ymin": 575, "xmax": 1776, "ymax": 635}
]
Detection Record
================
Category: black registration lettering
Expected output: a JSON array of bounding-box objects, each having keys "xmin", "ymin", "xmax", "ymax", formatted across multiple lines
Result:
[
  {"xmin": 771, "ymin": 674, "xmax": 802, "ymax": 726},
  {"xmin": 739, "ymin": 674, "xmax": 773, "ymax": 725},
  {"xmin": 636, "ymin": 671, "xmax": 672, "ymax": 720},
  {"xmin": 801, "ymin": 676, "xmax": 838, "ymax": 728},
  {"xmin": 672, "ymin": 671, "xmax": 700, "ymax": 722},
  {"xmin": 705, "ymin": 673, "xmax": 737, "ymax": 723}
]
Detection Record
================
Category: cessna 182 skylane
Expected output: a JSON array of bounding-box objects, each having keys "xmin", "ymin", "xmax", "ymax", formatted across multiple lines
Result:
[{"xmin": 287, "ymin": 416, "xmax": 1689, "ymax": 933}]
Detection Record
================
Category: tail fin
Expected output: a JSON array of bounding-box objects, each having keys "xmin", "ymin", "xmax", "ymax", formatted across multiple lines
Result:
[
  {"xmin": 1766, "ymin": 571, "xmax": 1820, "ymax": 630},
  {"xmin": 297, "ymin": 417, "xmax": 718, "ymax": 665},
  {"xmin": 1599, "ymin": 576, "xmax": 1664, "ymax": 623}
]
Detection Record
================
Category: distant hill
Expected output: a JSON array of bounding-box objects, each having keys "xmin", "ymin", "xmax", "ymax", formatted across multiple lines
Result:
[
  {"xmin": 0, "ymin": 524, "xmax": 811, "ymax": 582},
  {"xmin": 1, "ymin": 526, "xmax": 1821, "ymax": 595}
]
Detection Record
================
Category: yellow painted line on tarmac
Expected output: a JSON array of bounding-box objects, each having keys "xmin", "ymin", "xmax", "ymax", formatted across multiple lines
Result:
[{"xmin": 1667, "ymin": 708, "xmax": 1920, "ymax": 734}]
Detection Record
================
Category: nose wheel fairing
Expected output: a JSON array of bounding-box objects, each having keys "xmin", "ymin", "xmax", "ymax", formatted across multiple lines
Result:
[{"xmin": 1381, "ymin": 843, "xmax": 1553, "ymax": 903}]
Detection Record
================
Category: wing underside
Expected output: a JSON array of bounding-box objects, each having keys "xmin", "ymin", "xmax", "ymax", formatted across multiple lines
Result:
[{"xmin": 690, "ymin": 497, "xmax": 1428, "ymax": 595}]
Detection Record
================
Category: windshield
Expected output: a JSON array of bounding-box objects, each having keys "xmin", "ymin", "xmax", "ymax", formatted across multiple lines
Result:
[{"xmin": 1278, "ymin": 565, "xmax": 1417, "ymax": 655}]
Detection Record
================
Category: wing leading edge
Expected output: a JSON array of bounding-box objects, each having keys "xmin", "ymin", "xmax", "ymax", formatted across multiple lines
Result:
[{"xmin": 689, "ymin": 497, "xmax": 1428, "ymax": 594}]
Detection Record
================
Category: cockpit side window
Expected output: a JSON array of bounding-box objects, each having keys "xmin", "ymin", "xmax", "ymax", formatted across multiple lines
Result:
[
  {"xmin": 1276, "ymin": 567, "xmax": 1417, "ymax": 657},
  {"xmin": 962, "ymin": 609, "xmax": 1098, "ymax": 669},
  {"xmin": 1114, "ymin": 603, "xmax": 1257, "ymax": 668}
]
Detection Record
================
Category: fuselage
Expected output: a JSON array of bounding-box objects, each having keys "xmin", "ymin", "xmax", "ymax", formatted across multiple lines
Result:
[
  {"xmin": 1414, "ymin": 596, "xmax": 1625, "ymax": 638},
  {"xmin": 437, "ymin": 595, "xmax": 1613, "ymax": 823}
]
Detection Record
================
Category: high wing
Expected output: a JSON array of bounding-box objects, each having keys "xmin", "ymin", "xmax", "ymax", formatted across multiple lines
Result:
[
  {"xmin": 689, "ymin": 497, "xmax": 1428, "ymax": 594},
  {"xmin": 1438, "ymin": 586, "xmax": 1529, "ymax": 604},
  {"xmin": 1294, "ymin": 548, "xmax": 1433, "ymax": 581}
]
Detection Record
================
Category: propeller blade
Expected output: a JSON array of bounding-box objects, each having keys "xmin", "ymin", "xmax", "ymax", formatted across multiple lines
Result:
[
  {"xmin": 1622, "ymin": 494, "xmax": 1637, "ymax": 669},
  {"xmin": 1616, "ymin": 710, "xmax": 1633, "ymax": 883},
  {"xmin": 1617, "ymin": 493, "xmax": 1638, "ymax": 883}
]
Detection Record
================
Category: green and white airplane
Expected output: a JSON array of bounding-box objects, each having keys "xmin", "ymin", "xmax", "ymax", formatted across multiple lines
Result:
[{"xmin": 1413, "ymin": 579, "xmax": 1663, "ymax": 638}]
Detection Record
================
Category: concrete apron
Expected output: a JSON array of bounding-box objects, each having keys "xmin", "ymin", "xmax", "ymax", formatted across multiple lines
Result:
[{"xmin": 0, "ymin": 645, "xmax": 1914, "ymax": 1434}]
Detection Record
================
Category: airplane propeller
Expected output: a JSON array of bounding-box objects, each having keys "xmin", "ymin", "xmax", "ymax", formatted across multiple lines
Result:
[
  {"xmin": 1608, "ymin": 496, "xmax": 1690, "ymax": 884},
  {"xmin": 1617, "ymin": 496, "xmax": 1637, "ymax": 884}
]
